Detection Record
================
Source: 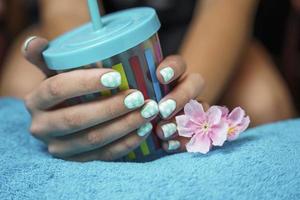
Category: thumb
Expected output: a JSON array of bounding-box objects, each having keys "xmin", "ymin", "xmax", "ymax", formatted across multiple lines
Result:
[{"xmin": 22, "ymin": 36, "xmax": 55, "ymax": 77}]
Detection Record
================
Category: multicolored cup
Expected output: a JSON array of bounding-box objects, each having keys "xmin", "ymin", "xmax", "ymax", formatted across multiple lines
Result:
[{"xmin": 42, "ymin": 0, "xmax": 168, "ymax": 161}]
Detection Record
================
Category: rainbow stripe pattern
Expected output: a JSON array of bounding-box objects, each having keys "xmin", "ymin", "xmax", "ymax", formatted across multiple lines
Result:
[{"xmin": 63, "ymin": 34, "xmax": 168, "ymax": 162}]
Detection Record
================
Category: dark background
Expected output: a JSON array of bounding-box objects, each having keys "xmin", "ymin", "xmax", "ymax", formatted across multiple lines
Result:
[{"xmin": 0, "ymin": 0, "xmax": 299, "ymax": 110}]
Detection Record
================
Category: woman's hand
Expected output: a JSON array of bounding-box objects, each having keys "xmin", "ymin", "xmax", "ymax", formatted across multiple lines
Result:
[
  {"xmin": 23, "ymin": 37, "xmax": 160, "ymax": 162},
  {"xmin": 155, "ymin": 56, "xmax": 205, "ymax": 153}
]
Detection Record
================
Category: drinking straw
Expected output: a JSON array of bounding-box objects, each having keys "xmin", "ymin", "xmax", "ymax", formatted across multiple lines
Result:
[{"xmin": 87, "ymin": 0, "xmax": 103, "ymax": 31}]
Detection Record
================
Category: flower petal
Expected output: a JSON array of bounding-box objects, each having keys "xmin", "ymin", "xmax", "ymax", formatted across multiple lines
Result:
[
  {"xmin": 175, "ymin": 115, "xmax": 190, "ymax": 127},
  {"xmin": 177, "ymin": 127, "xmax": 194, "ymax": 137},
  {"xmin": 228, "ymin": 107, "xmax": 245, "ymax": 126},
  {"xmin": 176, "ymin": 115, "xmax": 199, "ymax": 137},
  {"xmin": 184, "ymin": 100, "xmax": 205, "ymax": 120},
  {"xmin": 212, "ymin": 106, "xmax": 229, "ymax": 118},
  {"xmin": 186, "ymin": 134, "xmax": 212, "ymax": 154},
  {"xmin": 227, "ymin": 116, "xmax": 250, "ymax": 141},
  {"xmin": 239, "ymin": 116, "xmax": 250, "ymax": 133},
  {"xmin": 210, "ymin": 121, "xmax": 228, "ymax": 146},
  {"xmin": 206, "ymin": 106, "xmax": 222, "ymax": 125},
  {"xmin": 227, "ymin": 131, "xmax": 239, "ymax": 141}
]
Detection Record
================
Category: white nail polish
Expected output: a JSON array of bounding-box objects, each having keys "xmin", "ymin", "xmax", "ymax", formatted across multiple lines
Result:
[
  {"xmin": 168, "ymin": 140, "xmax": 180, "ymax": 151},
  {"xmin": 124, "ymin": 91, "xmax": 145, "ymax": 109},
  {"xmin": 137, "ymin": 123, "xmax": 153, "ymax": 137},
  {"xmin": 141, "ymin": 100, "xmax": 159, "ymax": 119},
  {"xmin": 159, "ymin": 99, "xmax": 177, "ymax": 119},
  {"xmin": 161, "ymin": 123, "xmax": 177, "ymax": 138},
  {"xmin": 160, "ymin": 67, "xmax": 174, "ymax": 83},
  {"xmin": 100, "ymin": 71, "xmax": 121, "ymax": 88}
]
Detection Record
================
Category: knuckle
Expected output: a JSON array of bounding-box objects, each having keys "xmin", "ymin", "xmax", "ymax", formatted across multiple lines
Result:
[
  {"xmin": 86, "ymin": 130, "xmax": 104, "ymax": 147},
  {"xmin": 29, "ymin": 121, "xmax": 43, "ymax": 138},
  {"xmin": 48, "ymin": 143, "xmax": 61, "ymax": 157},
  {"xmin": 24, "ymin": 95, "xmax": 34, "ymax": 112},
  {"xmin": 47, "ymin": 77, "xmax": 63, "ymax": 98},
  {"xmin": 62, "ymin": 112, "xmax": 83, "ymax": 130}
]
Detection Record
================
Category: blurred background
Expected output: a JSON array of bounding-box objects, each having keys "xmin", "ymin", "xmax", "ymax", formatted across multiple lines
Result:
[{"xmin": 0, "ymin": 0, "xmax": 299, "ymax": 111}]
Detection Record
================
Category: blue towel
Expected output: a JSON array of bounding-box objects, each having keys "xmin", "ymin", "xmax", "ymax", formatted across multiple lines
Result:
[{"xmin": 0, "ymin": 98, "xmax": 299, "ymax": 200}]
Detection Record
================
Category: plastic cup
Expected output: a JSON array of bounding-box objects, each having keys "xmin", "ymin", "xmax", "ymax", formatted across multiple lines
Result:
[{"xmin": 42, "ymin": 0, "xmax": 169, "ymax": 161}]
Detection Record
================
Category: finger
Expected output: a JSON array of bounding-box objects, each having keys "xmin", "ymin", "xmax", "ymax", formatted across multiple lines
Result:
[
  {"xmin": 201, "ymin": 101, "xmax": 210, "ymax": 111},
  {"xmin": 156, "ymin": 55, "xmax": 187, "ymax": 84},
  {"xmin": 25, "ymin": 68, "xmax": 123, "ymax": 110},
  {"xmin": 156, "ymin": 100, "xmax": 210, "ymax": 141},
  {"xmin": 22, "ymin": 36, "xmax": 55, "ymax": 76},
  {"xmin": 162, "ymin": 137, "xmax": 189, "ymax": 153},
  {"xmin": 156, "ymin": 117, "xmax": 179, "ymax": 141},
  {"xmin": 158, "ymin": 73, "xmax": 204, "ymax": 119},
  {"xmin": 65, "ymin": 123, "xmax": 153, "ymax": 162},
  {"xmin": 30, "ymin": 90, "xmax": 148, "ymax": 137},
  {"xmin": 47, "ymin": 100, "xmax": 158, "ymax": 157}
]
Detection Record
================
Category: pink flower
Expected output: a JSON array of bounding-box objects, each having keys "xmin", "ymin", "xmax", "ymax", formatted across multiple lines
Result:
[
  {"xmin": 176, "ymin": 100, "xmax": 228, "ymax": 154},
  {"xmin": 175, "ymin": 100, "xmax": 251, "ymax": 154},
  {"xmin": 216, "ymin": 106, "xmax": 250, "ymax": 141}
]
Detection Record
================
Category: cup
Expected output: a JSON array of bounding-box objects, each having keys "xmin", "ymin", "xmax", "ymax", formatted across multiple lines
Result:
[{"xmin": 42, "ymin": 0, "xmax": 169, "ymax": 161}]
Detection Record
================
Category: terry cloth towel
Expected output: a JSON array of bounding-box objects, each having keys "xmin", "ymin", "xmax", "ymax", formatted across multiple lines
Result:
[{"xmin": 0, "ymin": 98, "xmax": 299, "ymax": 200}]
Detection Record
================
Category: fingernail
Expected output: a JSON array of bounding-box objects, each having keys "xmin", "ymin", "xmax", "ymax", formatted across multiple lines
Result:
[
  {"xmin": 22, "ymin": 36, "xmax": 38, "ymax": 52},
  {"xmin": 137, "ymin": 122, "xmax": 153, "ymax": 137},
  {"xmin": 159, "ymin": 99, "xmax": 176, "ymax": 119},
  {"xmin": 100, "ymin": 71, "xmax": 121, "ymax": 88},
  {"xmin": 160, "ymin": 67, "xmax": 174, "ymax": 83},
  {"xmin": 161, "ymin": 123, "xmax": 177, "ymax": 138},
  {"xmin": 168, "ymin": 140, "xmax": 180, "ymax": 151},
  {"xmin": 124, "ymin": 91, "xmax": 144, "ymax": 109},
  {"xmin": 141, "ymin": 100, "xmax": 159, "ymax": 119}
]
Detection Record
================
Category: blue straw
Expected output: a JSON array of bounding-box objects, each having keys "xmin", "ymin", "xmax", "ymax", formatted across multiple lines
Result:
[{"xmin": 87, "ymin": 0, "xmax": 103, "ymax": 31}]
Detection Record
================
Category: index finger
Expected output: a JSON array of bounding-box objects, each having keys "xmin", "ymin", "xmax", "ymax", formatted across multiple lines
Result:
[
  {"xmin": 25, "ymin": 68, "xmax": 122, "ymax": 110},
  {"xmin": 156, "ymin": 55, "xmax": 187, "ymax": 84}
]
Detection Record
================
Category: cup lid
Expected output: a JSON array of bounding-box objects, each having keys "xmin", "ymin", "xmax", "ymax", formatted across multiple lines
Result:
[{"xmin": 43, "ymin": 6, "xmax": 160, "ymax": 70}]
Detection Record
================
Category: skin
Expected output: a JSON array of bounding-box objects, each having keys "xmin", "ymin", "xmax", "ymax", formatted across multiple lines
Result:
[
  {"xmin": 182, "ymin": 0, "xmax": 296, "ymax": 124},
  {"xmin": 22, "ymin": 37, "xmax": 203, "ymax": 161},
  {"xmin": 0, "ymin": 0, "xmax": 297, "ymax": 159},
  {"xmin": 181, "ymin": 0, "xmax": 258, "ymax": 103}
]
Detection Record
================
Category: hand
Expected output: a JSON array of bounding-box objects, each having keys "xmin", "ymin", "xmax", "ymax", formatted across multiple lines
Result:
[
  {"xmin": 23, "ymin": 36, "xmax": 159, "ymax": 161},
  {"xmin": 154, "ymin": 55, "xmax": 205, "ymax": 153}
]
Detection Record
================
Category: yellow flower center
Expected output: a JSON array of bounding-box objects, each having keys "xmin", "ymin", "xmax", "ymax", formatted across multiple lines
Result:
[
  {"xmin": 228, "ymin": 127, "xmax": 235, "ymax": 135},
  {"xmin": 201, "ymin": 123, "xmax": 210, "ymax": 134}
]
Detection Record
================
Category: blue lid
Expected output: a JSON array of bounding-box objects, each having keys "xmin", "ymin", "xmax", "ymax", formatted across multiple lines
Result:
[{"xmin": 43, "ymin": 4, "xmax": 160, "ymax": 70}]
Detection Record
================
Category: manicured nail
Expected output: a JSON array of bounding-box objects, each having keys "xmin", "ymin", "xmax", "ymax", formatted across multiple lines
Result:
[
  {"xmin": 161, "ymin": 123, "xmax": 177, "ymax": 138},
  {"xmin": 124, "ymin": 91, "xmax": 144, "ymax": 109},
  {"xmin": 22, "ymin": 36, "xmax": 38, "ymax": 52},
  {"xmin": 141, "ymin": 100, "xmax": 159, "ymax": 119},
  {"xmin": 160, "ymin": 67, "xmax": 174, "ymax": 83},
  {"xmin": 137, "ymin": 123, "xmax": 153, "ymax": 137},
  {"xmin": 159, "ymin": 99, "xmax": 176, "ymax": 119},
  {"xmin": 168, "ymin": 140, "xmax": 180, "ymax": 151},
  {"xmin": 100, "ymin": 71, "xmax": 121, "ymax": 88}
]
